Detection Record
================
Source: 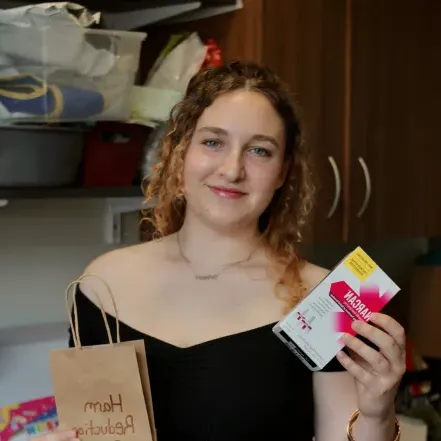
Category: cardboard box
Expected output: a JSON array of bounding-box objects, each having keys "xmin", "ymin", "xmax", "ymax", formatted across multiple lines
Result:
[{"xmin": 273, "ymin": 247, "xmax": 400, "ymax": 370}]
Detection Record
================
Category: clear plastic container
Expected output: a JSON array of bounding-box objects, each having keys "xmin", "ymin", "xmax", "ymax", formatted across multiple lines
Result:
[{"xmin": 0, "ymin": 25, "xmax": 147, "ymax": 123}]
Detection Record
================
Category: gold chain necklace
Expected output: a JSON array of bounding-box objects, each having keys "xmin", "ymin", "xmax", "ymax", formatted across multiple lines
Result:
[{"xmin": 176, "ymin": 232, "xmax": 256, "ymax": 281}]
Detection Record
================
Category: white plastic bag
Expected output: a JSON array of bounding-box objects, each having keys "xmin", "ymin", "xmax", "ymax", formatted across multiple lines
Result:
[{"xmin": 145, "ymin": 32, "xmax": 207, "ymax": 93}]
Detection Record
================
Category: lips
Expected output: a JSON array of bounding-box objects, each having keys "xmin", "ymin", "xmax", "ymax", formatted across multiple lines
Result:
[{"xmin": 207, "ymin": 185, "xmax": 247, "ymax": 199}]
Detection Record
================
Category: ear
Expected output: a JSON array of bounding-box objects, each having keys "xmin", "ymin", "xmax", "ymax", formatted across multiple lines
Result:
[{"xmin": 276, "ymin": 161, "xmax": 289, "ymax": 189}]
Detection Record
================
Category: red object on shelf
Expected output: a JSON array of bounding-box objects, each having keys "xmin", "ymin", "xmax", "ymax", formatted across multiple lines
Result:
[
  {"xmin": 82, "ymin": 122, "xmax": 148, "ymax": 187},
  {"xmin": 201, "ymin": 39, "xmax": 223, "ymax": 69}
]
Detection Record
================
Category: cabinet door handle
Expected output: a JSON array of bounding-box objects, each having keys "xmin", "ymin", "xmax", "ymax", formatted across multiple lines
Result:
[
  {"xmin": 357, "ymin": 157, "xmax": 371, "ymax": 218},
  {"xmin": 327, "ymin": 156, "xmax": 341, "ymax": 219}
]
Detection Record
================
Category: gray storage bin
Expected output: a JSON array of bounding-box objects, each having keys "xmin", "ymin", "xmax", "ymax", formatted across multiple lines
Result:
[{"xmin": 0, "ymin": 126, "xmax": 84, "ymax": 187}]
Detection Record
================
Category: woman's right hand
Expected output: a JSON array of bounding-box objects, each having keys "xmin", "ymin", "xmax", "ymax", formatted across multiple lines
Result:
[{"xmin": 30, "ymin": 430, "xmax": 78, "ymax": 441}]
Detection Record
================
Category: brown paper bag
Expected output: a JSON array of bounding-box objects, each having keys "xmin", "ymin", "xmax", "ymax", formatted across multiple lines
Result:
[{"xmin": 49, "ymin": 275, "xmax": 157, "ymax": 441}]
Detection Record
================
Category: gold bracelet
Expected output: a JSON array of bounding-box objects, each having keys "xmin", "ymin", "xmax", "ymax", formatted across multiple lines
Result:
[{"xmin": 347, "ymin": 409, "xmax": 401, "ymax": 441}]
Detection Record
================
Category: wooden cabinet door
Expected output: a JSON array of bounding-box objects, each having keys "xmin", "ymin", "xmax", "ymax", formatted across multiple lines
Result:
[
  {"xmin": 412, "ymin": 2, "xmax": 441, "ymax": 237},
  {"xmin": 262, "ymin": 0, "xmax": 348, "ymax": 243},
  {"xmin": 348, "ymin": 0, "xmax": 428, "ymax": 241}
]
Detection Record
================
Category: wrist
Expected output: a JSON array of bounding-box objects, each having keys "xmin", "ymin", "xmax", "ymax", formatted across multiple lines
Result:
[
  {"xmin": 349, "ymin": 408, "xmax": 399, "ymax": 441},
  {"xmin": 359, "ymin": 406, "xmax": 396, "ymax": 425}
]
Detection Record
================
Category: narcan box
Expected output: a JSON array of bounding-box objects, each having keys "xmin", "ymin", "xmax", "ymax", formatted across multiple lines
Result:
[{"xmin": 273, "ymin": 247, "xmax": 400, "ymax": 371}]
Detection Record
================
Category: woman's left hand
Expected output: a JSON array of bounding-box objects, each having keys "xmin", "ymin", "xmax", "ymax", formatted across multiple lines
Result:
[{"xmin": 336, "ymin": 312, "xmax": 406, "ymax": 421}]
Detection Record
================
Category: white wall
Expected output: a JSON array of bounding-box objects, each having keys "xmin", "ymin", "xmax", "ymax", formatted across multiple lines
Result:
[
  {"xmin": 0, "ymin": 199, "xmax": 140, "ymax": 329},
  {"xmin": 0, "ymin": 199, "xmax": 139, "ymax": 406},
  {"xmin": 0, "ymin": 335, "xmax": 67, "ymax": 408},
  {"xmin": 0, "ymin": 199, "xmax": 428, "ymax": 409}
]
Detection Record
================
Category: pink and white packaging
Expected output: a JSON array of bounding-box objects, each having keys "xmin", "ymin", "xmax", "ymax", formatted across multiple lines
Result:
[{"xmin": 273, "ymin": 247, "xmax": 400, "ymax": 371}]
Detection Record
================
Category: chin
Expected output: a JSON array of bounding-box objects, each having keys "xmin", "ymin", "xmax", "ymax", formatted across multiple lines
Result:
[{"xmin": 197, "ymin": 204, "xmax": 257, "ymax": 232}]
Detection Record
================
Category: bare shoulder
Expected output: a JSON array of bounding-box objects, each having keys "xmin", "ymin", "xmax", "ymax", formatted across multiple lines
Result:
[
  {"xmin": 78, "ymin": 236, "xmax": 173, "ymax": 307},
  {"xmin": 301, "ymin": 261, "xmax": 330, "ymax": 293},
  {"xmin": 83, "ymin": 239, "xmax": 163, "ymax": 276}
]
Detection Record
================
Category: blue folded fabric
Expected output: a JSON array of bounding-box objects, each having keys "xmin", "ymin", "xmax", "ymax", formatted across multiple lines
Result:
[{"xmin": 0, "ymin": 73, "xmax": 105, "ymax": 119}]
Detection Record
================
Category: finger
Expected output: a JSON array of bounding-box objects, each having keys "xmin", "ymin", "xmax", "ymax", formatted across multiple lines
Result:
[
  {"xmin": 341, "ymin": 332, "xmax": 390, "ymax": 374},
  {"xmin": 370, "ymin": 313, "xmax": 406, "ymax": 350},
  {"xmin": 352, "ymin": 320, "xmax": 403, "ymax": 365},
  {"xmin": 336, "ymin": 350, "xmax": 374, "ymax": 387},
  {"xmin": 345, "ymin": 347, "xmax": 376, "ymax": 374},
  {"xmin": 35, "ymin": 431, "xmax": 77, "ymax": 441},
  {"xmin": 57, "ymin": 431, "xmax": 78, "ymax": 441}
]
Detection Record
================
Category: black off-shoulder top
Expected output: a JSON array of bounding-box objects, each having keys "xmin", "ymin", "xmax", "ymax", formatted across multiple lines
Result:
[{"xmin": 68, "ymin": 289, "xmax": 345, "ymax": 441}]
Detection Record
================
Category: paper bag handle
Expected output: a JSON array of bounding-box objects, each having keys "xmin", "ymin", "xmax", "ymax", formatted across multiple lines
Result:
[{"xmin": 66, "ymin": 274, "xmax": 121, "ymax": 349}]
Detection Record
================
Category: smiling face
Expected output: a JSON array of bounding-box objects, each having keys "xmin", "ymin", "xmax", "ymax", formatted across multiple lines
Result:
[{"xmin": 183, "ymin": 90, "xmax": 287, "ymax": 231}]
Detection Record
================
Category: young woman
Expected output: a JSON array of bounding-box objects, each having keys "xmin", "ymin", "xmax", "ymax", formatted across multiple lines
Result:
[{"xmin": 36, "ymin": 61, "xmax": 405, "ymax": 441}]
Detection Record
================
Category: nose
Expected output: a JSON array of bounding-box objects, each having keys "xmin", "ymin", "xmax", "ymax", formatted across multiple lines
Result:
[{"xmin": 218, "ymin": 148, "xmax": 245, "ymax": 182}]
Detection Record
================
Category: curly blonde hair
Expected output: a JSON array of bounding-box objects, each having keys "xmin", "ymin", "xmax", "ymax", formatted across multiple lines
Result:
[{"xmin": 145, "ymin": 60, "xmax": 315, "ymax": 311}]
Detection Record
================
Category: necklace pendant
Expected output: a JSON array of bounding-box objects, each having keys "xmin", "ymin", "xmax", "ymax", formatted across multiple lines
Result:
[{"xmin": 195, "ymin": 274, "xmax": 218, "ymax": 281}]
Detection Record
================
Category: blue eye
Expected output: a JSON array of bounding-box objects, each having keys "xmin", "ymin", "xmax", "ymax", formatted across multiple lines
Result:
[
  {"xmin": 202, "ymin": 139, "xmax": 221, "ymax": 148},
  {"xmin": 250, "ymin": 147, "xmax": 271, "ymax": 157}
]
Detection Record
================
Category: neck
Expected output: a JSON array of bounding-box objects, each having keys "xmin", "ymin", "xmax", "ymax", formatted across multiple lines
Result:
[{"xmin": 177, "ymin": 213, "xmax": 260, "ymax": 269}]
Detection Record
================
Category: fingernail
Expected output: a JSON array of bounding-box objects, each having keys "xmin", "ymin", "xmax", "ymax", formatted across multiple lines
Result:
[{"xmin": 351, "ymin": 320, "xmax": 360, "ymax": 330}]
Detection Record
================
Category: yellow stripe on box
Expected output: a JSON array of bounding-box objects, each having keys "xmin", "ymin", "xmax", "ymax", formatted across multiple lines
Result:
[{"xmin": 344, "ymin": 247, "xmax": 377, "ymax": 281}]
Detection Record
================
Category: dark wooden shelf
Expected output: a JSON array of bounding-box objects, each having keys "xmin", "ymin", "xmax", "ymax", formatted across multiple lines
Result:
[
  {"xmin": 0, "ymin": 186, "xmax": 144, "ymax": 199},
  {"xmin": 0, "ymin": 0, "xmax": 235, "ymax": 13}
]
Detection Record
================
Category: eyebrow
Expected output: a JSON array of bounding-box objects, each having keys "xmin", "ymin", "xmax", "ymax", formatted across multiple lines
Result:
[
  {"xmin": 252, "ymin": 134, "xmax": 279, "ymax": 149},
  {"xmin": 197, "ymin": 126, "xmax": 279, "ymax": 148},
  {"xmin": 197, "ymin": 126, "xmax": 228, "ymax": 136}
]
